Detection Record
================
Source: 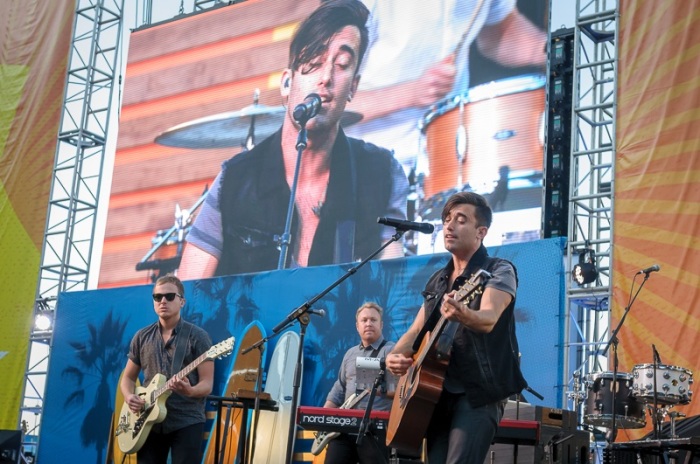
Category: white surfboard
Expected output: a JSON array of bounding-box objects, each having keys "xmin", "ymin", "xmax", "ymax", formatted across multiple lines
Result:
[{"xmin": 250, "ymin": 330, "xmax": 301, "ymax": 464}]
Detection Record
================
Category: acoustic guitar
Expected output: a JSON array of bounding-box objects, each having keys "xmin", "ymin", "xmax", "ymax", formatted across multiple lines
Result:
[{"xmin": 386, "ymin": 270, "xmax": 490, "ymax": 455}]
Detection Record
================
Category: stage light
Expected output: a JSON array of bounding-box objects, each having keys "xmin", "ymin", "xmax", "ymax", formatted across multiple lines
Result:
[
  {"xmin": 33, "ymin": 296, "xmax": 56, "ymax": 333},
  {"xmin": 572, "ymin": 249, "xmax": 598, "ymax": 285},
  {"xmin": 34, "ymin": 311, "xmax": 53, "ymax": 331}
]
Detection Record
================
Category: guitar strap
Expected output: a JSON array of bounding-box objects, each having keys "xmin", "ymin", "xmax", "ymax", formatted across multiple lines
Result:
[
  {"xmin": 170, "ymin": 321, "xmax": 193, "ymax": 377},
  {"xmin": 368, "ymin": 339, "xmax": 387, "ymax": 358}
]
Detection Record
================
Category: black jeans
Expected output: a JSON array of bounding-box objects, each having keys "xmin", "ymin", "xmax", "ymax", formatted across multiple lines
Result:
[
  {"xmin": 137, "ymin": 422, "xmax": 205, "ymax": 464},
  {"xmin": 324, "ymin": 432, "xmax": 390, "ymax": 464}
]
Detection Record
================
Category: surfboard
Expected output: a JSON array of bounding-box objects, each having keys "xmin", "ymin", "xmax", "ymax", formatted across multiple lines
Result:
[
  {"xmin": 108, "ymin": 371, "xmax": 138, "ymax": 464},
  {"xmin": 203, "ymin": 321, "xmax": 266, "ymax": 464},
  {"xmin": 250, "ymin": 330, "xmax": 301, "ymax": 464}
]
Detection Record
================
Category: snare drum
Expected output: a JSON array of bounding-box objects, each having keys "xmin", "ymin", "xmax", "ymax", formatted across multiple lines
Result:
[
  {"xmin": 584, "ymin": 371, "xmax": 646, "ymax": 429},
  {"xmin": 420, "ymin": 74, "xmax": 546, "ymax": 198},
  {"xmin": 632, "ymin": 364, "xmax": 693, "ymax": 405}
]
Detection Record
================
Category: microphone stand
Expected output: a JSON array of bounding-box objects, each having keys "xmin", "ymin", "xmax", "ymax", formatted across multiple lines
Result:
[
  {"xmin": 247, "ymin": 229, "xmax": 406, "ymax": 464},
  {"xmin": 235, "ymin": 119, "xmax": 310, "ymax": 463},
  {"xmin": 276, "ymin": 119, "xmax": 310, "ymax": 270},
  {"xmin": 600, "ymin": 271, "xmax": 652, "ymax": 447},
  {"xmin": 356, "ymin": 363, "xmax": 389, "ymax": 464}
]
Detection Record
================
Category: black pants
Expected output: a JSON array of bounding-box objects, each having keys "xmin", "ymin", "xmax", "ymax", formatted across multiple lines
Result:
[
  {"xmin": 137, "ymin": 422, "xmax": 204, "ymax": 464},
  {"xmin": 324, "ymin": 432, "xmax": 390, "ymax": 464}
]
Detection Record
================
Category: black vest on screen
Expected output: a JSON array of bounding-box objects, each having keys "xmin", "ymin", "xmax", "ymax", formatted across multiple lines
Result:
[{"xmin": 215, "ymin": 128, "xmax": 395, "ymax": 276}]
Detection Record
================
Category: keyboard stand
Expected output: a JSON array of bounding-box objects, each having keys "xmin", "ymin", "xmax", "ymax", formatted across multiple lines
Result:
[{"xmin": 207, "ymin": 392, "xmax": 277, "ymax": 464}]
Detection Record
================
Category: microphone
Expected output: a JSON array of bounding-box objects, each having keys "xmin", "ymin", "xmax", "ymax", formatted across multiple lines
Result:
[
  {"xmin": 308, "ymin": 308, "xmax": 326, "ymax": 317},
  {"xmin": 293, "ymin": 93, "xmax": 322, "ymax": 124},
  {"xmin": 356, "ymin": 356, "xmax": 386, "ymax": 370},
  {"xmin": 638, "ymin": 264, "xmax": 661, "ymax": 275},
  {"xmin": 377, "ymin": 217, "xmax": 435, "ymax": 234}
]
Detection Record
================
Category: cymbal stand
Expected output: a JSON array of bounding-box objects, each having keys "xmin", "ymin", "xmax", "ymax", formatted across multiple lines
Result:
[
  {"xmin": 600, "ymin": 271, "xmax": 652, "ymax": 445},
  {"xmin": 244, "ymin": 89, "xmax": 261, "ymax": 150},
  {"xmin": 135, "ymin": 186, "xmax": 208, "ymax": 277}
]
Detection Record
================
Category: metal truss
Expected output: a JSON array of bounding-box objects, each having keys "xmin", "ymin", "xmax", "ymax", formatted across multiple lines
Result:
[
  {"xmin": 563, "ymin": 0, "xmax": 619, "ymax": 414},
  {"xmin": 20, "ymin": 0, "xmax": 125, "ymax": 447}
]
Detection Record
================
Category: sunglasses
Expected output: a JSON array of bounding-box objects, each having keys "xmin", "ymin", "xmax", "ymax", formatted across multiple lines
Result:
[{"xmin": 152, "ymin": 293, "xmax": 182, "ymax": 302}]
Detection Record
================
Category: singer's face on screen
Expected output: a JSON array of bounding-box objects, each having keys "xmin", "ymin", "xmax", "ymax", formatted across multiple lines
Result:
[
  {"xmin": 282, "ymin": 25, "xmax": 361, "ymax": 132},
  {"xmin": 356, "ymin": 306, "xmax": 383, "ymax": 346}
]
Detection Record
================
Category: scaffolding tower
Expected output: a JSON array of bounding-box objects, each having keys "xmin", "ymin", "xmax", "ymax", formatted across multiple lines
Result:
[
  {"xmin": 564, "ymin": 0, "xmax": 618, "ymax": 414},
  {"xmin": 19, "ymin": 0, "xmax": 126, "ymax": 447}
]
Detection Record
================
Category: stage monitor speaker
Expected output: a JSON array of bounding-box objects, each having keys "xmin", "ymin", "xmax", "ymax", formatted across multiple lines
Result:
[
  {"xmin": 0, "ymin": 430, "xmax": 21, "ymax": 464},
  {"xmin": 485, "ymin": 426, "xmax": 590, "ymax": 464}
]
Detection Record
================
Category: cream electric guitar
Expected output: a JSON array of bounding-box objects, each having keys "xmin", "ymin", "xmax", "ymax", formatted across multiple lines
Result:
[
  {"xmin": 116, "ymin": 337, "xmax": 235, "ymax": 454},
  {"xmin": 310, "ymin": 389, "xmax": 370, "ymax": 456}
]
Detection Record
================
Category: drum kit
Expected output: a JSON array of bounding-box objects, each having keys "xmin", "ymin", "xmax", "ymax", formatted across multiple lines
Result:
[{"xmin": 570, "ymin": 362, "xmax": 694, "ymax": 439}]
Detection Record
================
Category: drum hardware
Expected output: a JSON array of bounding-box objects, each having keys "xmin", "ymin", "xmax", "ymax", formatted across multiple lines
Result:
[
  {"xmin": 455, "ymin": 98, "xmax": 467, "ymax": 189},
  {"xmin": 567, "ymin": 369, "xmax": 587, "ymax": 408},
  {"xmin": 135, "ymin": 187, "xmax": 208, "ymax": 279},
  {"xmin": 667, "ymin": 411, "xmax": 686, "ymax": 438},
  {"xmin": 154, "ymin": 90, "xmax": 363, "ymax": 150}
]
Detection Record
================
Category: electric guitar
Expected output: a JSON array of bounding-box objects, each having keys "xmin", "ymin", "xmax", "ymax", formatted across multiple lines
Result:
[
  {"xmin": 310, "ymin": 389, "xmax": 371, "ymax": 455},
  {"xmin": 386, "ymin": 269, "xmax": 490, "ymax": 455},
  {"xmin": 115, "ymin": 337, "xmax": 235, "ymax": 454}
]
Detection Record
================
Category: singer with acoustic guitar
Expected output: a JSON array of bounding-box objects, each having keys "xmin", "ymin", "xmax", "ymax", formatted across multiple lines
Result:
[
  {"xmin": 119, "ymin": 275, "xmax": 214, "ymax": 464},
  {"xmin": 385, "ymin": 191, "xmax": 528, "ymax": 463},
  {"xmin": 178, "ymin": 0, "xmax": 408, "ymax": 280}
]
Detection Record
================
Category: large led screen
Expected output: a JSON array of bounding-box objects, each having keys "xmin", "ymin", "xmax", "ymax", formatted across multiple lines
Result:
[{"xmin": 100, "ymin": 0, "xmax": 549, "ymax": 288}]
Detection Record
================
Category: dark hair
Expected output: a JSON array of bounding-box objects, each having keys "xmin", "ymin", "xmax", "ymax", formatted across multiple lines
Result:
[
  {"xmin": 289, "ymin": 0, "xmax": 370, "ymax": 74},
  {"xmin": 441, "ymin": 191, "xmax": 493, "ymax": 228},
  {"xmin": 155, "ymin": 274, "xmax": 185, "ymax": 297}
]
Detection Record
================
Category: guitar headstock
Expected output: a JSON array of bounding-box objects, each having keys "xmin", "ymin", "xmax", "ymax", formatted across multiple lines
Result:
[
  {"xmin": 454, "ymin": 269, "xmax": 492, "ymax": 304},
  {"xmin": 206, "ymin": 337, "xmax": 235, "ymax": 360}
]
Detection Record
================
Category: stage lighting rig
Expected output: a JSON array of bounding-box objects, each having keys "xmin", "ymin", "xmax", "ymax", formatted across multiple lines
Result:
[{"xmin": 572, "ymin": 248, "xmax": 599, "ymax": 285}]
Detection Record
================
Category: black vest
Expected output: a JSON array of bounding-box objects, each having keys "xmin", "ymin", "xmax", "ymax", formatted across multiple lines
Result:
[
  {"xmin": 216, "ymin": 129, "xmax": 395, "ymax": 276},
  {"xmin": 422, "ymin": 245, "xmax": 528, "ymax": 407}
]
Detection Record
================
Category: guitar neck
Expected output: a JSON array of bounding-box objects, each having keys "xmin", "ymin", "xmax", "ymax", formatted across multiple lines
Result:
[
  {"xmin": 413, "ymin": 270, "xmax": 489, "ymax": 366},
  {"xmin": 153, "ymin": 351, "xmax": 209, "ymax": 400}
]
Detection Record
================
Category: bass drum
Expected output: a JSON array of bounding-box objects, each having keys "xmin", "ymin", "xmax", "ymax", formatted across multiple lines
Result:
[
  {"xmin": 419, "ymin": 74, "xmax": 546, "ymax": 198},
  {"xmin": 584, "ymin": 371, "xmax": 646, "ymax": 429}
]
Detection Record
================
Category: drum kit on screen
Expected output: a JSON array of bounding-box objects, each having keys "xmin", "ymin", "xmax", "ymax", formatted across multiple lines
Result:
[
  {"xmin": 138, "ymin": 74, "xmax": 547, "ymax": 274},
  {"xmin": 571, "ymin": 361, "xmax": 693, "ymax": 439}
]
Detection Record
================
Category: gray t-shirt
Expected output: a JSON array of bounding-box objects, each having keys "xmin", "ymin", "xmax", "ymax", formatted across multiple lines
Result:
[{"xmin": 128, "ymin": 318, "xmax": 213, "ymax": 433}]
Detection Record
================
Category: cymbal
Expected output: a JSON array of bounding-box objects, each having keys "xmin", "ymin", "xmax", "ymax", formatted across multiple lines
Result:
[{"xmin": 155, "ymin": 104, "xmax": 364, "ymax": 149}]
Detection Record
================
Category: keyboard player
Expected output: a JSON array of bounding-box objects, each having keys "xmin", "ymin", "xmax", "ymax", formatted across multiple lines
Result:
[{"xmin": 323, "ymin": 302, "xmax": 397, "ymax": 463}]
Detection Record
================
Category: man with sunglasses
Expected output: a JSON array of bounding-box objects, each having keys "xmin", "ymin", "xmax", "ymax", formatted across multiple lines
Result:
[{"xmin": 120, "ymin": 275, "xmax": 213, "ymax": 463}]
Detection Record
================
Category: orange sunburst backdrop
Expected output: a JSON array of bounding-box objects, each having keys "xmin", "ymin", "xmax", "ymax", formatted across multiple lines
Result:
[{"xmin": 614, "ymin": 0, "xmax": 700, "ymax": 438}]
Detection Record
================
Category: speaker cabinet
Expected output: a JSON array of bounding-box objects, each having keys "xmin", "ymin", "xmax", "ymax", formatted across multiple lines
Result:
[{"xmin": 0, "ymin": 431, "xmax": 21, "ymax": 464}]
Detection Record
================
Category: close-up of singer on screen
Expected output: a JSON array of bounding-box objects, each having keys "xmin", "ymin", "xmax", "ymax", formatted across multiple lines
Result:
[{"xmin": 177, "ymin": 0, "xmax": 409, "ymax": 280}]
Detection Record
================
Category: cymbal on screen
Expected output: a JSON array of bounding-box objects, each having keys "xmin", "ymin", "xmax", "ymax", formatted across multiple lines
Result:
[{"xmin": 154, "ymin": 104, "xmax": 363, "ymax": 150}]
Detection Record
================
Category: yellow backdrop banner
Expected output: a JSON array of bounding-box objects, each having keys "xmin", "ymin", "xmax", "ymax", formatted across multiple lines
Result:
[
  {"xmin": 0, "ymin": 0, "xmax": 73, "ymax": 429},
  {"xmin": 615, "ymin": 0, "xmax": 700, "ymax": 437}
]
